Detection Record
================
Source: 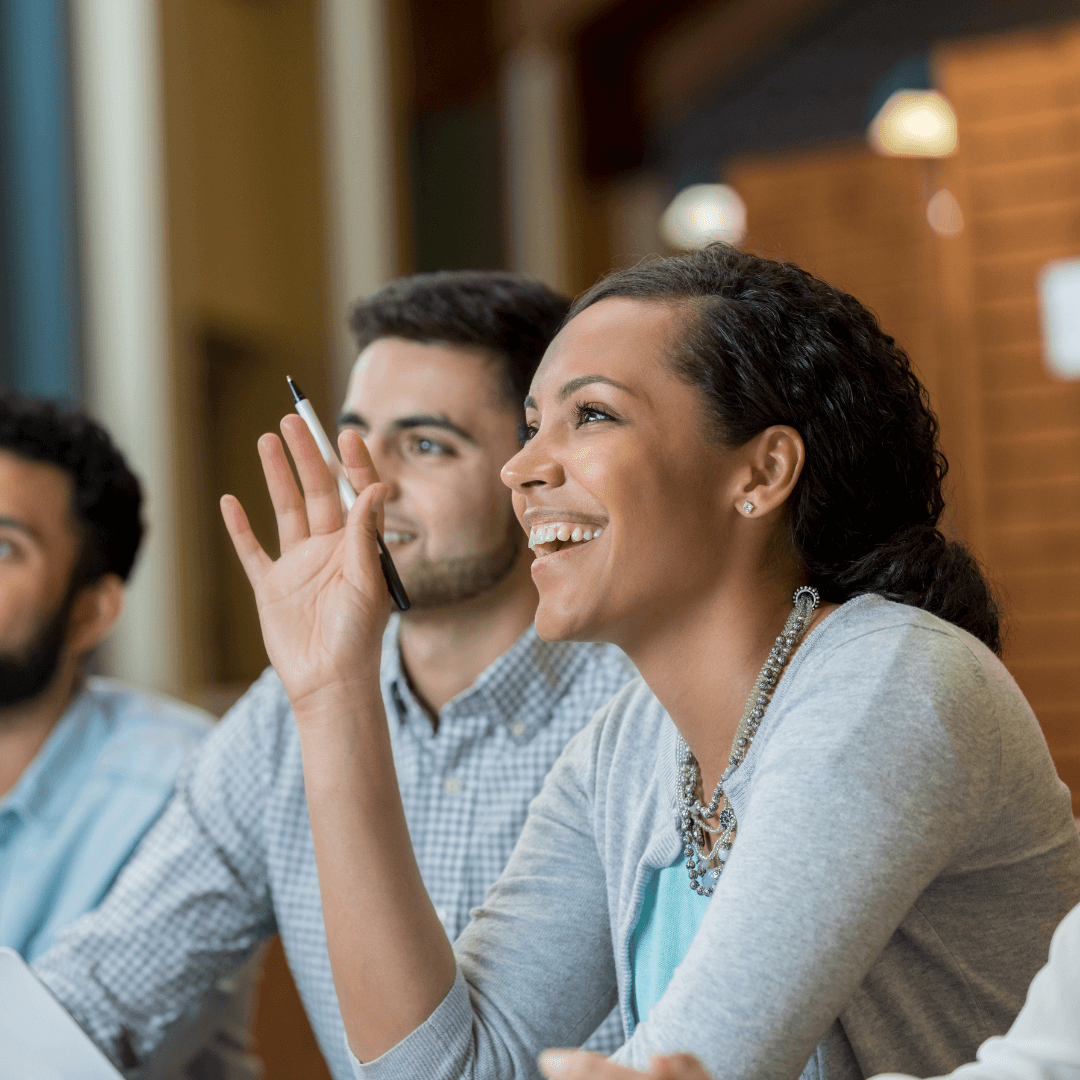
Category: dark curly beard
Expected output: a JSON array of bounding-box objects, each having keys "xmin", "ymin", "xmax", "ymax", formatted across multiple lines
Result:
[
  {"xmin": 0, "ymin": 592, "xmax": 72, "ymax": 709},
  {"xmin": 401, "ymin": 519, "xmax": 525, "ymax": 610}
]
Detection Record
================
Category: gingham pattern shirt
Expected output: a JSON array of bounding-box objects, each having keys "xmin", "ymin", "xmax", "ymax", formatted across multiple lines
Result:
[{"xmin": 35, "ymin": 619, "xmax": 636, "ymax": 1079}]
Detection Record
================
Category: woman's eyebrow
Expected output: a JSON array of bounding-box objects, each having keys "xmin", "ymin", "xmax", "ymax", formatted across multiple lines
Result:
[
  {"xmin": 523, "ymin": 376, "xmax": 635, "ymax": 412},
  {"xmin": 557, "ymin": 375, "xmax": 635, "ymax": 401}
]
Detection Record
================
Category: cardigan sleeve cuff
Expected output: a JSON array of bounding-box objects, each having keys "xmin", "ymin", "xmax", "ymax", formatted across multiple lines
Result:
[{"xmin": 349, "ymin": 967, "xmax": 473, "ymax": 1080}]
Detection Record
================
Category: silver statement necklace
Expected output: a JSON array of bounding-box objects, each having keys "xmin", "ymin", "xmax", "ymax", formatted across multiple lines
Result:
[{"xmin": 677, "ymin": 585, "xmax": 820, "ymax": 895}]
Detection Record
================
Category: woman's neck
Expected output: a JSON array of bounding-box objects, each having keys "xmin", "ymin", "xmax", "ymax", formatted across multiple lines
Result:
[{"xmin": 622, "ymin": 572, "xmax": 808, "ymax": 798}]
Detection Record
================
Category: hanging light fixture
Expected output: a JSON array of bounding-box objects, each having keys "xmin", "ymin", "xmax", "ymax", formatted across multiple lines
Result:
[
  {"xmin": 659, "ymin": 184, "xmax": 747, "ymax": 250},
  {"xmin": 867, "ymin": 89, "xmax": 958, "ymax": 157},
  {"xmin": 926, "ymin": 188, "xmax": 964, "ymax": 236}
]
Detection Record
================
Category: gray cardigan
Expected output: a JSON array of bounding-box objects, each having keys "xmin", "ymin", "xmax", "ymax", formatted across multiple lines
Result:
[{"xmin": 352, "ymin": 596, "xmax": 1080, "ymax": 1080}]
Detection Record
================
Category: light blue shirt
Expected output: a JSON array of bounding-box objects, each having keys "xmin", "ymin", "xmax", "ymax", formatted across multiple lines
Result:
[
  {"xmin": 0, "ymin": 677, "xmax": 211, "ymax": 962},
  {"xmin": 629, "ymin": 857, "xmax": 712, "ymax": 1028}
]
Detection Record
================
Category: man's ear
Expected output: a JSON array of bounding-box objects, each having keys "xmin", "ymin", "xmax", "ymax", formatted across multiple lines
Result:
[{"xmin": 66, "ymin": 574, "xmax": 125, "ymax": 656}]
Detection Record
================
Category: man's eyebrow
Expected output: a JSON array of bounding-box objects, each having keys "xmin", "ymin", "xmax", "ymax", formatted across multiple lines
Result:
[
  {"xmin": 391, "ymin": 414, "xmax": 477, "ymax": 444},
  {"xmin": 338, "ymin": 410, "xmax": 477, "ymax": 444},
  {"xmin": 0, "ymin": 515, "xmax": 36, "ymax": 539}
]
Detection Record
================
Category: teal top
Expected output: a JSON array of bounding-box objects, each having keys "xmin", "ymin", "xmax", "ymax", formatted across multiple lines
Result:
[{"xmin": 629, "ymin": 855, "xmax": 713, "ymax": 1027}]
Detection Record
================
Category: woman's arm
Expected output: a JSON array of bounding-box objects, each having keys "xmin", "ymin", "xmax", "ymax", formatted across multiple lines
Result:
[
  {"xmin": 222, "ymin": 419, "xmax": 456, "ymax": 1060},
  {"xmin": 223, "ymin": 420, "xmax": 619, "ymax": 1073}
]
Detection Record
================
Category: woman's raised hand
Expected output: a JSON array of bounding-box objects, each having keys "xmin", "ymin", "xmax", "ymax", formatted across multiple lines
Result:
[{"xmin": 220, "ymin": 415, "xmax": 392, "ymax": 716}]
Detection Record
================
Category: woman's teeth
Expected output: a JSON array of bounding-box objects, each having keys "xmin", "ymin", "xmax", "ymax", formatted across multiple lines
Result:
[
  {"xmin": 528, "ymin": 523, "xmax": 603, "ymax": 550},
  {"xmin": 383, "ymin": 530, "xmax": 416, "ymax": 544}
]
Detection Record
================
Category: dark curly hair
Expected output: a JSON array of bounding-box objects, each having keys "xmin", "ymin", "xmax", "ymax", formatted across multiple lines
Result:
[
  {"xmin": 349, "ymin": 270, "xmax": 569, "ymax": 415},
  {"xmin": 569, "ymin": 244, "xmax": 1001, "ymax": 654},
  {"xmin": 0, "ymin": 392, "xmax": 144, "ymax": 588}
]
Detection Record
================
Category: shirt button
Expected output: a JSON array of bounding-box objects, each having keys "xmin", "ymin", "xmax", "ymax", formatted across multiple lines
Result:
[
  {"xmin": 510, "ymin": 721, "xmax": 526, "ymax": 737},
  {"xmin": 442, "ymin": 777, "xmax": 462, "ymax": 794}
]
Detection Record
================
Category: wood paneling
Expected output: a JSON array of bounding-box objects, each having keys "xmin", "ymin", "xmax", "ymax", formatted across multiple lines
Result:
[
  {"xmin": 252, "ymin": 937, "xmax": 332, "ymax": 1080},
  {"xmin": 939, "ymin": 25, "xmax": 1080, "ymax": 810},
  {"xmin": 729, "ymin": 23, "xmax": 1080, "ymax": 813}
]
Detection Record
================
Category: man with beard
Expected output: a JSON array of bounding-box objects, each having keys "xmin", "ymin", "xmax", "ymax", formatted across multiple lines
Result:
[
  {"xmin": 0, "ymin": 395, "xmax": 212, "ymax": 962},
  {"xmin": 35, "ymin": 271, "xmax": 636, "ymax": 1079}
]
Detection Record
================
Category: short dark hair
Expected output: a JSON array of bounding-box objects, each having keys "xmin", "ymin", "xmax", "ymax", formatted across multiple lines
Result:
[
  {"xmin": 570, "ymin": 244, "xmax": 1001, "ymax": 655},
  {"xmin": 348, "ymin": 270, "xmax": 570, "ymax": 412},
  {"xmin": 0, "ymin": 392, "xmax": 144, "ymax": 587}
]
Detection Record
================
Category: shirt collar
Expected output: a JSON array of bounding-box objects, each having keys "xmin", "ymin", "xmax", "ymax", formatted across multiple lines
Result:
[
  {"xmin": 379, "ymin": 614, "xmax": 587, "ymax": 741},
  {"xmin": 0, "ymin": 686, "xmax": 102, "ymax": 824}
]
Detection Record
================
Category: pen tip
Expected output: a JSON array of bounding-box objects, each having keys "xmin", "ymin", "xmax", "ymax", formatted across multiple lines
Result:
[{"xmin": 286, "ymin": 376, "xmax": 306, "ymax": 403}]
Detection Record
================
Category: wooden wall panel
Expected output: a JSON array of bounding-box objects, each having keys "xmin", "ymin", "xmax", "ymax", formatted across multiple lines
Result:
[
  {"xmin": 939, "ymin": 26, "xmax": 1080, "ymax": 811},
  {"xmin": 729, "ymin": 22, "xmax": 1080, "ymax": 813}
]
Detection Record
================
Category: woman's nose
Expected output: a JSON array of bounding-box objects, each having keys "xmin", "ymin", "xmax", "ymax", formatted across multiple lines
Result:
[{"xmin": 501, "ymin": 436, "xmax": 563, "ymax": 493}]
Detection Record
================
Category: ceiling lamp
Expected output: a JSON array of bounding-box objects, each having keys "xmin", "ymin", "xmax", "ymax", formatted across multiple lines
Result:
[
  {"xmin": 926, "ymin": 188, "xmax": 964, "ymax": 237},
  {"xmin": 1038, "ymin": 257, "xmax": 1080, "ymax": 379},
  {"xmin": 868, "ymin": 89, "xmax": 958, "ymax": 157},
  {"xmin": 660, "ymin": 184, "xmax": 747, "ymax": 250}
]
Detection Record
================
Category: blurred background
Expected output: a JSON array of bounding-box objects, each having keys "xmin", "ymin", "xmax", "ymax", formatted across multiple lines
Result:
[{"xmin": 1, "ymin": 0, "xmax": 1079, "ymax": 1074}]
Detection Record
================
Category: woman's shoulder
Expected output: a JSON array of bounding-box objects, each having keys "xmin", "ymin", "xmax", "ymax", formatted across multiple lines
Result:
[
  {"xmin": 806, "ymin": 593, "xmax": 1010, "ymax": 688},
  {"xmin": 770, "ymin": 594, "xmax": 1045, "ymax": 795}
]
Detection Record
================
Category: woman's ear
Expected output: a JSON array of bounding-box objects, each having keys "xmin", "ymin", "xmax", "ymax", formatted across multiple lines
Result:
[
  {"xmin": 66, "ymin": 574, "xmax": 125, "ymax": 657},
  {"xmin": 732, "ymin": 425, "xmax": 805, "ymax": 519}
]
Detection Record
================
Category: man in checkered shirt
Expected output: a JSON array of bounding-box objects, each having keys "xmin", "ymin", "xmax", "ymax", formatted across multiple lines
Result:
[{"xmin": 33, "ymin": 271, "xmax": 636, "ymax": 1079}]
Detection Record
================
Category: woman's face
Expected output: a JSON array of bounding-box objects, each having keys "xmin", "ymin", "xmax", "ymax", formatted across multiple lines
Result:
[{"xmin": 501, "ymin": 296, "xmax": 744, "ymax": 646}]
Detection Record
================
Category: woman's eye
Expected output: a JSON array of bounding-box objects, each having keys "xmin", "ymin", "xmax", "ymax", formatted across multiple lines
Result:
[
  {"xmin": 518, "ymin": 422, "xmax": 538, "ymax": 445},
  {"xmin": 0, "ymin": 539, "xmax": 14, "ymax": 559},
  {"xmin": 575, "ymin": 402, "xmax": 614, "ymax": 426}
]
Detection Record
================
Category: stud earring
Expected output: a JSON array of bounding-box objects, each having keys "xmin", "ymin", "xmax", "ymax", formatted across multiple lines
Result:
[{"xmin": 742, "ymin": 501, "xmax": 754, "ymax": 515}]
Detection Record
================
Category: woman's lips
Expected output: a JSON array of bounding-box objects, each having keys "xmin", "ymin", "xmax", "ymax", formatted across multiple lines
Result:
[
  {"xmin": 528, "ymin": 521, "xmax": 604, "ymax": 553},
  {"xmin": 529, "ymin": 524, "xmax": 605, "ymax": 565}
]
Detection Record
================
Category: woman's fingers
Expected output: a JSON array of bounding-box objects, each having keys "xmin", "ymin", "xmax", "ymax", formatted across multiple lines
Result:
[
  {"xmin": 344, "ymin": 479, "xmax": 390, "ymax": 597},
  {"xmin": 537, "ymin": 1051, "xmax": 714, "ymax": 1080},
  {"xmin": 279, "ymin": 414, "xmax": 344, "ymax": 536},
  {"xmin": 258, "ymin": 432, "xmax": 311, "ymax": 553},
  {"xmin": 220, "ymin": 494, "xmax": 273, "ymax": 587},
  {"xmin": 538, "ymin": 1050, "xmax": 643, "ymax": 1079},
  {"xmin": 649, "ymin": 1055, "xmax": 715, "ymax": 1080},
  {"xmin": 339, "ymin": 428, "xmax": 381, "ymax": 492},
  {"xmin": 340, "ymin": 429, "xmax": 384, "ymax": 532}
]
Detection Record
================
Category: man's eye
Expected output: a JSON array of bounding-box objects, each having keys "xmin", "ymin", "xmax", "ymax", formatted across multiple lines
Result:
[
  {"xmin": 410, "ymin": 436, "xmax": 449, "ymax": 456},
  {"xmin": 0, "ymin": 539, "xmax": 15, "ymax": 559}
]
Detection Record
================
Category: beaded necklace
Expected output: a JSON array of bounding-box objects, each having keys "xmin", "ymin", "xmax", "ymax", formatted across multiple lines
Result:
[{"xmin": 676, "ymin": 585, "xmax": 820, "ymax": 895}]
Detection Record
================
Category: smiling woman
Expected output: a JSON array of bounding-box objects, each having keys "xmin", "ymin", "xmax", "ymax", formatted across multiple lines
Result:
[{"xmin": 222, "ymin": 244, "xmax": 1080, "ymax": 1080}]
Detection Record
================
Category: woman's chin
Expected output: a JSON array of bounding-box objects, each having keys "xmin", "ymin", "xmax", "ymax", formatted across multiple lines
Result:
[{"xmin": 533, "ymin": 596, "xmax": 602, "ymax": 643}]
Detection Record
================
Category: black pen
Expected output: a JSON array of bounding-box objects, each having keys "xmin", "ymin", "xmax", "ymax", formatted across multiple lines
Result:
[{"xmin": 287, "ymin": 376, "xmax": 411, "ymax": 611}]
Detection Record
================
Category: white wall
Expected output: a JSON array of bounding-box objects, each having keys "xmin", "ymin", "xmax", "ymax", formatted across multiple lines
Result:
[
  {"xmin": 319, "ymin": 0, "xmax": 398, "ymax": 401},
  {"xmin": 69, "ymin": 0, "xmax": 180, "ymax": 694}
]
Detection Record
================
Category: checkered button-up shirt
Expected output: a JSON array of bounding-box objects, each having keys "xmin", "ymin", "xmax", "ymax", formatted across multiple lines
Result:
[{"xmin": 35, "ymin": 619, "xmax": 636, "ymax": 1079}]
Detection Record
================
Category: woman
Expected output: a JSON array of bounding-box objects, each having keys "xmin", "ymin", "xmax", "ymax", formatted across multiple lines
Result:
[{"xmin": 221, "ymin": 245, "xmax": 1080, "ymax": 1080}]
